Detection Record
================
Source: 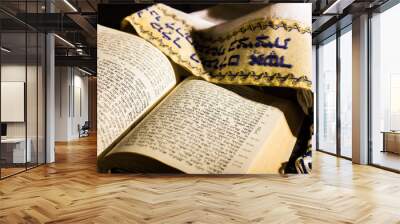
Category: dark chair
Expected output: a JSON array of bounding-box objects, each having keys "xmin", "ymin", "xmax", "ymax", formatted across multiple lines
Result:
[{"xmin": 79, "ymin": 121, "xmax": 90, "ymax": 138}]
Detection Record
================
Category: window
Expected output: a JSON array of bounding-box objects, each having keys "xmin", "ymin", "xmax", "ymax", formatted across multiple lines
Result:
[
  {"xmin": 316, "ymin": 25, "xmax": 353, "ymax": 158},
  {"xmin": 370, "ymin": 3, "xmax": 400, "ymax": 171},
  {"xmin": 317, "ymin": 36, "xmax": 337, "ymax": 154},
  {"xmin": 0, "ymin": 1, "xmax": 47, "ymax": 179},
  {"xmin": 339, "ymin": 27, "xmax": 352, "ymax": 158}
]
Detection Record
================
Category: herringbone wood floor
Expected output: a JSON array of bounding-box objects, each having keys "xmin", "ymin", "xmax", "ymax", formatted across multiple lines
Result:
[{"xmin": 1, "ymin": 134, "xmax": 400, "ymax": 224}]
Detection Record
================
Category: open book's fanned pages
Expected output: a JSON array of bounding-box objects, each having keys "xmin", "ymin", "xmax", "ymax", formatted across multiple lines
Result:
[
  {"xmin": 99, "ymin": 78, "xmax": 304, "ymax": 174},
  {"xmin": 98, "ymin": 4, "xmax": 313, "ymax": 174},
  {"xmin": 97, "ymin": 25, "xmax": 177, "ymax": 158},
  {"xmin": 121, "ymin": 3, "xmax": 312, "ymax": 90}
]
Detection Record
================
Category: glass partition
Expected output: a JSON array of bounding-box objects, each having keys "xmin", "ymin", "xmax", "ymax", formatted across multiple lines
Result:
[
  {"xmin": 0, "ymin": 1, "xmax": 46, "ymax": 179},
  {"xmin": 316, "ymin": 25, "xmax": 353, "ymax": 160},
  {"xmin": 339, "ymin": 27, "xmax": 352, "ymax": 158},
  {"xmin": 317, "ymin": 35, "xmax": 337, "ymax": 154},
  {"xmin": 1, "ymin": 30, "xmax": 28, "ymax": 177},
  {"xmin": 370, "ymin": 3, "xmax": 400, "ymax": 171}
]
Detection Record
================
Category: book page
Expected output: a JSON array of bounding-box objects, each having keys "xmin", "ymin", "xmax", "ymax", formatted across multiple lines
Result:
[
  {"xmin": 107, "ymin": 78, "xmax": 301, "ymax": 174},
  {"xmin": 97, "ymin": 25, "xmax": 177, "ymax": 156}
]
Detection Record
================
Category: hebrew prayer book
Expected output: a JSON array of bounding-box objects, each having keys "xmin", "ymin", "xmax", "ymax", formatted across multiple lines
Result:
[{"xmin": 97, "ymin": 24, "xmax": 306, "ymax": 174}]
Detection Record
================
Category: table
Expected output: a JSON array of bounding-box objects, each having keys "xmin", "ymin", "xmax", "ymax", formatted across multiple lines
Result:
[
  {"xmin": 381, "ymin": 131, "xmax": 400, "ymax": 154},
  {"xmin": 1, "ymin": 138, "xmax": 31, "ymax": 163}
]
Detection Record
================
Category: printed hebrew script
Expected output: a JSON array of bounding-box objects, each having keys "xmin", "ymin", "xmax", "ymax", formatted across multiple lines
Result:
[
  {"xmin": 109, "ymin": 78, "xmax": 295, "ymax": 174},
  {"xmin": 97, "ymin": 25, "xmax": 177, "ymax": 155},
  {"xmin": 122, "ymin": 3, "xmax": 312, "ymax": 90}
]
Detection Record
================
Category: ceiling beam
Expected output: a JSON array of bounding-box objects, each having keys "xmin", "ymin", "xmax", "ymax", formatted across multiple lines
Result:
[
  {"xmin": 67, "ymin": 13, "xmax": 97, "ymax": 46},
  {"xmin": 312, "ymin": 15, "xmax": 335, "ymax": 34},
  {"xmin": 55, "ymin": 55, "xmax": 96, "ymax": 69},
  {"xmin": 322, "ymin": 0, "xmax": 356, "ymax": 14}
]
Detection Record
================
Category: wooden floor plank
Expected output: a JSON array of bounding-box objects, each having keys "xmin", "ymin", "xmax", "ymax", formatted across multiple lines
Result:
[{"xmin": 0, "ymin": 134, "xmax": 400, "ymax": 223}]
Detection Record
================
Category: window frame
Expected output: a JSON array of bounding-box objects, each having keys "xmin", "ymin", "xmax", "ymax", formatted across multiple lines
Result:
[
  {"xmin": 367, "ymin": 0, "xmax": 400, "ymax": 173},
  {"xmin": 315, "ymin": 24, "xmax": 353, "ymax": 161}
]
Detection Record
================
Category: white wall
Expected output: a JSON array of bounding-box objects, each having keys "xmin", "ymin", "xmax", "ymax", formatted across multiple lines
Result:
[
  {"xmin": 70, "ymin": 72, "xmax": 89, "ymax": 139},
  {"xmin": 1, "ymin": 63, "xmax": 46, "ymax": 163},
  {"xmin": 54, "ymin": 66, "xmax": 89, "ymax": 141},
  {"xmin": 1, "ymin": 64, "xmax": 37, "ymax": 138},
  {"xmin": 55, "ymin": 66, "xmax": 70, "ymax": 141},
  {"xmin": 1, "ymin": 65, "xmax": 26, "ymax": 139}
]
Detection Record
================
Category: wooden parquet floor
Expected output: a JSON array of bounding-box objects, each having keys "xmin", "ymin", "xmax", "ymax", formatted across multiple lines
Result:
[{"xmin": 1, "ymin": 135, "xmax": 400, "ymax": 224}]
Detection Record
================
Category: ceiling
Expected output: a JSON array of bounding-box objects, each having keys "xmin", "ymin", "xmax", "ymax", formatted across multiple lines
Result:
[
  {"xmin": 0, "ymin": 0, "xmax": 393, "ymax": 74},
  {"xmin": 0, "ymin": 0, "xmax": 100, "ymax": 73}
]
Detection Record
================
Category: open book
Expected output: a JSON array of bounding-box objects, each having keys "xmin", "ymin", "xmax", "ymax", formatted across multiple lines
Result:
[{"xmin": 97, "ymin": 25, "xmax": 306, "ymax": 174}]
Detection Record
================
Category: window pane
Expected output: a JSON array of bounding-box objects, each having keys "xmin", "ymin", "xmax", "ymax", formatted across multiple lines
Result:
[
  {"xmin": 1, "ymin": 31, "xmax": 28, "ymax": 177},
  {"xmin": 340, "ymin": 28, "xmax": 352, "ymax": 158},
  {"xmin": 318, "ymin": 37, "xmax": 337, "ymax": 154},
  {"xmin": 371, "ymin": 3, "xmax": 400, "ymax": 171}
]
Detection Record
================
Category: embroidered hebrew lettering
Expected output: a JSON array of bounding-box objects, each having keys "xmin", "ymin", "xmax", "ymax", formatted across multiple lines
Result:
[{"xmin": 121, "ymin": 3, "xmax": 312, "ymax": 89}]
